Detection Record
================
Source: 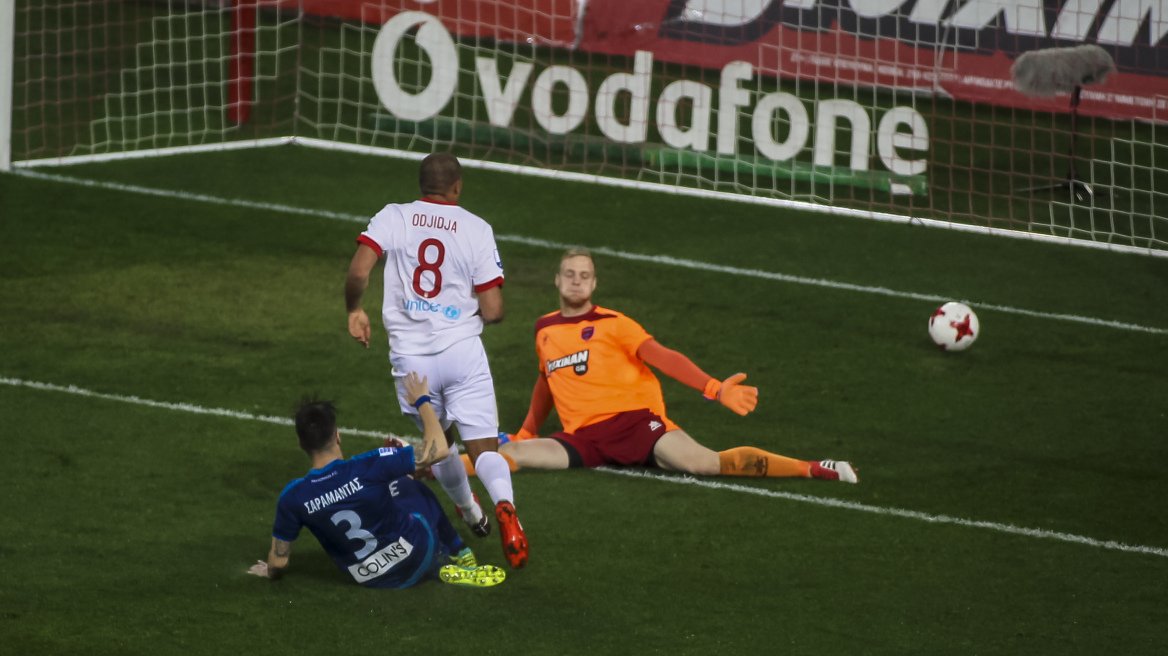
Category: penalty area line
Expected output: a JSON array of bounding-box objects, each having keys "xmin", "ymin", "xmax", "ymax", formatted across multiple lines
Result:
[
  {"xmin": 3, "ymin": 374, "xmax": 1165, "ymax": 559},
  {"xmin": 12, "ymin": 170, "xmax": 1168, "ymax": 336}
]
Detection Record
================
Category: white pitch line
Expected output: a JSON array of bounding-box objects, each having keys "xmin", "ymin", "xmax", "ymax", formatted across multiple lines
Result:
[
  {"xmin": 596, "ymin": 468, "xmax": 1168, "ymax": 558},
  {"xmin": 3, "ymin": 375, "xmax": 1164, "ymax": 559},
  {"xmin": 13, "ymin": 169, "xmax": 363, "ymax": 221},
  {"xmin": 0, "ymin": 376, "xmax": 417, "ymax": 444},
  {"xmin": 11, "ymin": 170, "xmax": 1168, "ymax": 336}
]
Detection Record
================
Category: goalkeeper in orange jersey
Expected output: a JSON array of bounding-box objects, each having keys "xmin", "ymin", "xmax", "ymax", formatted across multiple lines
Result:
[{"xmin": 469, "ymin": 248, "xmax": 857, "ymax": 483}]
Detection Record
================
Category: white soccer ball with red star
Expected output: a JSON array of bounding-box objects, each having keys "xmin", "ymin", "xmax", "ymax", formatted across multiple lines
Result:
[{"xmin": 928, "ymin": 302, "xmax": 979, "ymax": 351}]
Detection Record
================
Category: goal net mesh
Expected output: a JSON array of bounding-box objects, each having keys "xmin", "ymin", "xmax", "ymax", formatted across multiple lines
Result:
[
  {"xmin": 8, "ymin": 0, "xmax": 1167, "ymax": 252},
  {"xmin": 11, "ymin": 0, "xmax": 297, "ymax": 159}
]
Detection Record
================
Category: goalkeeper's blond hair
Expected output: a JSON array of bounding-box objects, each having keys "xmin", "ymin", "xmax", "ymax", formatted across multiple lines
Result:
[{"xmin": 560, "ymin": 248, "xmax": 592, "ymax": 264}]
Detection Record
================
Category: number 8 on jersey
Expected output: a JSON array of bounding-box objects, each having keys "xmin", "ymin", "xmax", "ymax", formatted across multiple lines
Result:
[{"xmin": 357, "ymin": 199, "xmax": 505, "ymax": 356}]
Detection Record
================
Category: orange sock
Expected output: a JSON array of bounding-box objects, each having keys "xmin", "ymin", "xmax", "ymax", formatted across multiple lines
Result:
[
  {"xmin": 500, "ymin": 452, "xmax": 518, "ymax": 472},
  {"xmin": 718, "ymin": 447, "xmax": 811, "ymax": 478},
  {"xmin": 460, "ymin": 452, "xmax": 519, "ymax": 477}
]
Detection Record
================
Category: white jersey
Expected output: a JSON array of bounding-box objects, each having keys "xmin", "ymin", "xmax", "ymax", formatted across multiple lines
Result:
[{"xmin": 359, "ymin": 198, "xmax": 504, "ymax": 355}]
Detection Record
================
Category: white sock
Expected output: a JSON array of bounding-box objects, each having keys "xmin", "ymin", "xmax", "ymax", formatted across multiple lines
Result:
[
  {"xmin": 430, "ymin": 445, "xmax": 481, "ymax": 521},
  {"xmin": 474, "ymin": 451, "xmax": 515, "ymax": 507}
]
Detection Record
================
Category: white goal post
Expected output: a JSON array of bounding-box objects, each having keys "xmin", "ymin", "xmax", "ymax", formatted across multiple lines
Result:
[
  {"xmin": 1, "ymin": 0, "xmax": 15, "ymax": 172},
  {"xmin": 3, "ymin": 0, "xmax": 1166, "ymax": 257}
]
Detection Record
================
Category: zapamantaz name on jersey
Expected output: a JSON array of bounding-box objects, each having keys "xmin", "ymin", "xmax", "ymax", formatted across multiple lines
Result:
[{"xmin": 303, "ymin": 477, "xmax": 364, "ymax": 514}]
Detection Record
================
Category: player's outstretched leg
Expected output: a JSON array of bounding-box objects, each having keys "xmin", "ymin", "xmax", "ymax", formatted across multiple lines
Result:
[
  {"xmin": 719, "ymin": 447, "xmax": 859, "ymax": 483},
  {"xmin": 467, "ymin": 439, "xmax": 529, "ymax": 569},
  {"xmin": 431, "ymin": 443, "xmax": 491, "ymax": 536},
  {"xmin": 399, "ymin": 473, "xmax": 480, "ymax": 561},
  {"xmin": 427, "ymin": 490, "xmax": 482, "ymax": 565},
  {"xmin": 455, "ymin": 493, "xmax": 491, "ymax": 538}
]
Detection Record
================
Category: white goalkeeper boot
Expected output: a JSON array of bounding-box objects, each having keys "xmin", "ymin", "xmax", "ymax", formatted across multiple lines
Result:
[{"xmin": 811, "ymin": 460, "xmax": 859, "ymax": 483}]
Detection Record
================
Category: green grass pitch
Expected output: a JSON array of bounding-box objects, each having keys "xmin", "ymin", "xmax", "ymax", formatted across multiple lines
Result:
[{"xmin": 2, "ymin": 146, "xmax": 1167, "ymax": 654}]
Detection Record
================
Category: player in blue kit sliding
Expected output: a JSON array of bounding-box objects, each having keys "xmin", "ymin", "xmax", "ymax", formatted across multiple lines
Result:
[{"xmin": 247, "ymin": 372, "xmax": 504, "ymax": 588}]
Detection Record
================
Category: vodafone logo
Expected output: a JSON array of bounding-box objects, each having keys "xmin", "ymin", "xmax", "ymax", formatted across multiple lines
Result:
[
  {"xmin": 371, "ymin": 12, "xmax": 459, "ymax": 121},
  {"xmin": 370, "ymin": 11, "xmax": 931, "ymax": 177}
]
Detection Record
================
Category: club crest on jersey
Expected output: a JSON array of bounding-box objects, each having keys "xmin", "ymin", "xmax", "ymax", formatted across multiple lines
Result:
[
  {"xmin": 547, "ymin": 349, "xmax": 589, "ymax": 376},
  {"xmin": 581, "ymin": 326, "xmax": 594, "ymax": 341}
]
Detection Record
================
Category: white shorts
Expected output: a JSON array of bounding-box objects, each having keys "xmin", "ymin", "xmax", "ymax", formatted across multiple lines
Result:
[{"xmin": 389, "ymin": 336, "xmax": 499, "ymax": 441}]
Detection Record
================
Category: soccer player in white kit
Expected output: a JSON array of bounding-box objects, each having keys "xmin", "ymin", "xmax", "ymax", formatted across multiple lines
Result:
[{"xmin": 344, "ymin": 153, "xmax": 529, "ymax": 569}]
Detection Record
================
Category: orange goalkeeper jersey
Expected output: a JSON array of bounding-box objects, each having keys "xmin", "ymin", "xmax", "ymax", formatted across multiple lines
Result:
[{"xmin": 534, "ymin": 306, "xmax": 674, "ymax": 434}]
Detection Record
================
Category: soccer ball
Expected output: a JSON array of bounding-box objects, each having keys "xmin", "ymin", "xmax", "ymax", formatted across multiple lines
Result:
[{"xmin": 928, "ymin": 302, "xmax": 979, "ymax": 351}]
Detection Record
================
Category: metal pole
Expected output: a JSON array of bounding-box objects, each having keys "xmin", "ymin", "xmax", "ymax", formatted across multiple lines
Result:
[{"xmin": 0, "ymin": 0, "xmax": 16, "ymax": 171}]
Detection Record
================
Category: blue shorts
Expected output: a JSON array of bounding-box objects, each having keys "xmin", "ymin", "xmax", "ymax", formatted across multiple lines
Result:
[
  {"xmin": 361, "ymin": 478, "xmax": 463, "ymax": 589},
  {"xmin": 362, "ymin": 513, "xmax": 446, "ymax": 589}
]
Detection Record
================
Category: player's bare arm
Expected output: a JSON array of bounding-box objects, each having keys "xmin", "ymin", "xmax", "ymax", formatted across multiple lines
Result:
[
  {"xmin": 401, "ymin": 372, "xmax": 447, "ymax": 470},
  {"xmin": 477, "ymin": 285, "xmax": 504, "ymax": 325},
  {"xmin": 345, "ymin": 243, "xmax": 380, "ymax": 348},
  {"xmin": 248, "ymin": 537, "xmax": 292, "ymax": 580}
]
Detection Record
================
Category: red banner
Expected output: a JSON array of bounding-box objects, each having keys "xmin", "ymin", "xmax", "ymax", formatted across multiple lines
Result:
[
  {"xmin": 574, "ymin": 0, "xmax": 1168, "ymax": 121},
  {"xmin": 287, "ymin": 0, "xmax": 1168, "ymax": 121},
  {"xmin": 276, "ymin": 0, "xmax": 577, "ymax": 47}
]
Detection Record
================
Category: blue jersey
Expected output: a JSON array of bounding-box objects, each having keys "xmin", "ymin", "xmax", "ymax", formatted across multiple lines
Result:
[{"xmin": 273, "ymin": 446, "xmax": 439, "ymax": 589}]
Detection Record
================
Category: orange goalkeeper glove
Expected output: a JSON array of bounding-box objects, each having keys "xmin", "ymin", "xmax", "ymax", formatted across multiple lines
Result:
[{"xmin": 703, "ymin": 374, "xmax": 758, "ymax": 416}]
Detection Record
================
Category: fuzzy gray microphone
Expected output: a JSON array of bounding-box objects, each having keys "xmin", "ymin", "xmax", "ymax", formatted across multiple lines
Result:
[{"xmin": 1012, "ymin": 45, "xmax": 1116, "ymax": 97}]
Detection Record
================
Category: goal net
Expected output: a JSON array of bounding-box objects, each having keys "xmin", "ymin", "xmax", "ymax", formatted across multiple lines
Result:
[
  {"xmin": 4, "ymin": 0, "xmax": 1166, "ymax": 254},
  {"xmin": 6, "ymin": 0, "xmax": 297, "ymax": 163}
]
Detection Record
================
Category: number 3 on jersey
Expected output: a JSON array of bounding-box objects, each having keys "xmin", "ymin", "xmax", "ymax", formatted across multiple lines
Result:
[
  {"xmin": 412, "ymin": 238, "xmax": 445, "ymax": 299},
  {"xmin": 331, "ymin": 510, "xmax": 377, "ymax": 560}
]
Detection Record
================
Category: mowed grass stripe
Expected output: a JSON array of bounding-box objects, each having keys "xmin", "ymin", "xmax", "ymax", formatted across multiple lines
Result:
[
  {"xmin": 13, "ymin": 169, "xmax": 1168, "ymax": 336},
  {"xmin": 5, "ymin": 375, "xmax": 1165, "ymax": 559}
]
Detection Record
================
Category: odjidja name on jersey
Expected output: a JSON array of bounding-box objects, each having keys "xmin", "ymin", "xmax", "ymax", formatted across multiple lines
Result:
[
  {"xmin": 547, "ymin": 349, "xmax": 589, "ymax": 376},
  {"xmin": 412, "ymin": 213, "xmax": 457, "ymax": 233},
  {"xmin": 348, "ymin": 537, "xmax": 414, "ymax": 583},
  {"xmin": 402, "ymin": 299, "xmax": 462, "ymax": 320},
  {"xmin": 304, "ymin": 477, "xmax": 364, "ymax": 515}
]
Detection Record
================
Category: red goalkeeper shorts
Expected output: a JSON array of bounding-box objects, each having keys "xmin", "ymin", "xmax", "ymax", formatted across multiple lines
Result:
[{"xmin": 550, "ymin": 409, "xmax": 679, "ymax": 468}]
